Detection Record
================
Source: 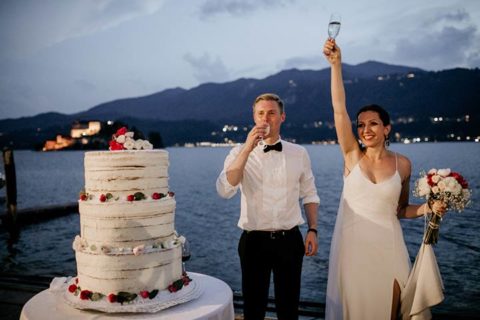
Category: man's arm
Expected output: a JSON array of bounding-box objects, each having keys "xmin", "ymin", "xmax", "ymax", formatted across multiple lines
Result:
[
  {"xmin": 299, "ymin": 149, "xmax": 320, "ymax": 256},
  {"xmin": 304, "ymin": 202, "xmax": 319, "ymax": 256},
  {"xmin": 225, "ymin": 145, "xmax": 252, "ymax": 187},
  {"xmin": 216, "ymin": 125, "xmax": 261, "ymax": 198}
]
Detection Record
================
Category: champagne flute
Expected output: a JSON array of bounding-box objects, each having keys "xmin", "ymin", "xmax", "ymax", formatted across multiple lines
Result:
[
  {"xmin": 328, "ymin": 13, "xmax": 341, "ymax": 40},
  {"xmin": 181, "ymin": 238, "xmax": 191, "ymax": 275},
  {"xmin": 257, "ymin": 123, "xmax": 270, "ymax": 148}
]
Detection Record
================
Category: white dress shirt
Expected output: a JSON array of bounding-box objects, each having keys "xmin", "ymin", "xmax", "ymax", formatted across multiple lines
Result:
[{"xmin": 216, "ymin": 139, "xmax": 320, "ymax": 231}]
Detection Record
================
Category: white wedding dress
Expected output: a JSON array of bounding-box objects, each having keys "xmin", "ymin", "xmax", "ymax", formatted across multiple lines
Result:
[{"xmin": 326, "ymin": 155, "xmax": 411, "ymax": 319}]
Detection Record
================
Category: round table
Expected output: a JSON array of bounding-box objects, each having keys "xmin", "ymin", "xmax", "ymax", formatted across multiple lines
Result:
[{"xmin": 20, "ymin": 273, "xmax": 235, "ymax": 320}]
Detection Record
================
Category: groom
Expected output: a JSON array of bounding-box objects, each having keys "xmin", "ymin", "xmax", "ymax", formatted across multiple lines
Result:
[{"xmin": 216, "ymin": 93, "xmax": 320, "ymax": 320}]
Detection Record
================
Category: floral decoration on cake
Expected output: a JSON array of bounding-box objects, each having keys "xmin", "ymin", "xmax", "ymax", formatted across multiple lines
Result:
[
  {"xmin": 78, "ymin": 190, "xmax": 175, "ymax": 202},
  {"xmin": 72, "ymin": 232, "xmax": 183, "ymax": 256},
  {"xmin": 109, "ymin": 127, "xmax": 153, "ymax": 151},
  {"xmin": 67, "ymin": 274, "xmax": 192, "ymax": 304}
]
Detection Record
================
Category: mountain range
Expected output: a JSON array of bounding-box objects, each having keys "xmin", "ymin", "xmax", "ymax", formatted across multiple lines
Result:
[{"xmin": 1, "ymin": 61, "xmax": 479, "ymax": 148}]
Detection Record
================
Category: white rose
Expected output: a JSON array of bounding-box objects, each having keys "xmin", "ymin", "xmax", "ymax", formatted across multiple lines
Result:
[
  {"xmin": 73, "ymin": 236, "xmax": 82, "ymax": 251},
  {"xmin": 125, "ymin": 131, "xmax": 134, "ymax": 138},
  {"xmin": 142, "ymin": 141, "xmax": 153, "ymax": 150},
  {"xmin": 177, "ymin": 235, "xmax": 186, "ymax": 244},
  {"xmin": 123, "ymin": 138, "xmax": 135, "ymax": 150},
  {"xmin": 133, "ymin": 244, "xmax": 145, "ymax": 256},
  {"xmin": 116, "ymin": 135, "xmax": 126, "ymax": 143},
  {"xmin": 163, "ymin": 240, "xmax": 176, "ymax": 249},
  {"xmin": 428, "ymin": 168, "xmax": 437, "ymax": 175},
  {"xmin": 437, "ymin": 180, "xmax": 446, "ymax": 192},
  {"xmin": 432, "ymin": 175, "xmax": 441, "ymax": 184},
  {"xmin": 437, "ymin": 168, "xmax": 451, "ymax": 177},
  {"xmin": 462, "ymin": 189, "xmax": 471, "ymax": 200},
  {"xmin": 444, "ymin": 177, "xmax": 460, "ymax": 194},
  {"xmin": 431, "ymin": 186, "xmax": 440, "ymax": 194},
  {"xmin": 453, "ymin": 183, "xmax": 463, "ymax": 195},
  {"xmin": 133, "ymin": 139, "xmax": 144, "ymax": 150},
  {"xmin": 417, "ymin": 177, "xmax": 431, "ymax": 196}
]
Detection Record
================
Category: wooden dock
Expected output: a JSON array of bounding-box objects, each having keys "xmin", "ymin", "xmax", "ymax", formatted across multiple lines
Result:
[
  {"xmin": 0, "ymin": 273, "xmax": 52, "ymax": 320},
  {"xmin": 0, "ymin": 202, "xmax": 78, "ymax": 227}
]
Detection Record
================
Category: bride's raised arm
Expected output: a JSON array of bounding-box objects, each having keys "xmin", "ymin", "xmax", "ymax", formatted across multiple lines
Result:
[{"xmin": 323, "ymin": 40, "xmax": 360, "ymax": 167}]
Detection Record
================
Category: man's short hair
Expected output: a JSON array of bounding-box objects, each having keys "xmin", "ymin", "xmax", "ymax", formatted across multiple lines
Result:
[{"xmin": 253, "ymin": 93, "xmax": 284, "ymax": 113}]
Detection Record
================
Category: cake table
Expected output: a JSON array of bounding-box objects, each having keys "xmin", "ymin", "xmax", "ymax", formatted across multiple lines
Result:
[{"xmin": 20, "ymin": 273, "xmax": 234, "ymax": 320}]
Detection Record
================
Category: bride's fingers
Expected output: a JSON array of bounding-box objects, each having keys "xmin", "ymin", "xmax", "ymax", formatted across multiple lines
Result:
[{"xmin": 432, "ymin": 201, "xmax": 447, "ymax": 216}]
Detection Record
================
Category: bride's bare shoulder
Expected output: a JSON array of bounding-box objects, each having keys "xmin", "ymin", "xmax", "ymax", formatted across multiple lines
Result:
[{"xmin": 394, "ymin": 152, "xmax": 412, "ymax": 180}]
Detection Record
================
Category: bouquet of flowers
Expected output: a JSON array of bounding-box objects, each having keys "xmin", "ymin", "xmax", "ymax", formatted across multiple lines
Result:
[{"xmin": 413, "ymin": 168, "xmax": 471, "ymax": 244}]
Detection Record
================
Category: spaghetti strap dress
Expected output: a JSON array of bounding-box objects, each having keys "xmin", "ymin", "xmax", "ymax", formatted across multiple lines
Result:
[{"xmin": 325, "ymin": 153, "xmax": 411, "ymax": 319}]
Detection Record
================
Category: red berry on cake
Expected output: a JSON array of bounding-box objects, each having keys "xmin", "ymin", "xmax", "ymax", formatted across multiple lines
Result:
[
  {"xmin": 107, "ymin": 293, "xmax": 117, "ymax": 303},
  {"xmin": 152, "ymin": 192, "xmax": 160, "ymax": 200},
  {"xmin": 116, "ymin": 127, "xmax": 128, "ymax": 136},
  {"xmin": 80, "ymin": 194, "xmax": 87, "ymax": 201},
  {"xmin": 168, "ymin": 191, "xmax": 175, "ymax": 197},
  {"xmin": 109, "ymin": 140, "xmax": 124, "ymax": 151},
  {"xmin": 80, "ymin": 290, "xmax": 92, "ymax": 300},
  {"xmin": 127, "ymin": 195, "xmax": 134, "ymax": 202},
  {"xmin": 140, "ymin": 291, "xmax": 149, "ymax": 299},
  {"xmin": 99, "ymin": 194, "xmax": 107, "ymax": 202},
  {"xmin": 68, "ymin": 284, "xmax": 77, "ymax": 293}
]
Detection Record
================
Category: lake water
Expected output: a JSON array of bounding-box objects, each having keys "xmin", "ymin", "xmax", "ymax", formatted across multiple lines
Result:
[{"xmin": 1, "ymin": 143, "xmax": 479, "ymax": 316}]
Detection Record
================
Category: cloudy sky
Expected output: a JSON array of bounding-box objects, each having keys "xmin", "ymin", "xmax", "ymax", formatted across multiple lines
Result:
[{"xmin": 1, "ymin": 0, "xmax": 479, "ymax": 120}]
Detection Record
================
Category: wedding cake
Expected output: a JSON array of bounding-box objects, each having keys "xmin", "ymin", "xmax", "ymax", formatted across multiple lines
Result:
[{"xmin": 65, "ymin": 127, "xmax": 196, "ymax": 311}]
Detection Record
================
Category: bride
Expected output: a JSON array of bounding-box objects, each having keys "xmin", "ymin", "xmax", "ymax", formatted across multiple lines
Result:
[{"xmin": 322, "ymin": 39, "xmax": 446, "ymax": 320}]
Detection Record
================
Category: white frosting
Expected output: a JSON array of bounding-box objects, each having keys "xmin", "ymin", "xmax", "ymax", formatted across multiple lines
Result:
[
  {"xmin": 84, "ymin": 150, "xmax": 170, "ymax": 198},
  {"xmin": 73, "ymin": 149, "xmax": 183, "ymax": 298},
  {"xmin": 76, "ymin": 246, "xmax": 182, "ymax": 294}
]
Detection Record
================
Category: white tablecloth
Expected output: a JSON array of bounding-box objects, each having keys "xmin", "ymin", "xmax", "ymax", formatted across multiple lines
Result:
[{"xmin": 20, "ymin": 272, "xmax": 234, "ymax": 320}]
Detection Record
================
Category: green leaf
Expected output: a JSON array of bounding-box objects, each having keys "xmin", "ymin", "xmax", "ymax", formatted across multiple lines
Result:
[
  {"xmin": 134, "ymin": 192, "xmax": 146, "ymax": 201},
  {"xmin": 117, "ymin": 292, "xmax": 137, "ymax": 304},
  {"xmin": 148, "ymin": 289, "xmax": 159, "ymax": 299},
  {"xmin": 91, "ymin": 292, "xmax": 104, "ymax": 301}
]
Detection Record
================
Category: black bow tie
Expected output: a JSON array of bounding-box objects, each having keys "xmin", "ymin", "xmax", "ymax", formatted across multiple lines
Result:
[{"xmin": 263, "ymin": 141, "xmax": 282, "ymax": 153}]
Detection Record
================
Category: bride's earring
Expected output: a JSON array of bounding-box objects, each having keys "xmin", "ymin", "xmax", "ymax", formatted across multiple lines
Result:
[
  {"xmin": 384, "ymin": 135, "xmax": 390, "ymax": 148},
  {"xmin": 358, "ymin": 139, "xmax": 365, "ymax": 150}
]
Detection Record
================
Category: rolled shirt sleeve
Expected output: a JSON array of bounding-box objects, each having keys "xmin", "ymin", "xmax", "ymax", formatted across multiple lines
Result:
[
  {"xmin": 216, "ymin": 146, "xmax": 241, "ymax": 199},
  {"xmin": 300, "ymin": 148, "xmax": 320, "ymax": 206}
]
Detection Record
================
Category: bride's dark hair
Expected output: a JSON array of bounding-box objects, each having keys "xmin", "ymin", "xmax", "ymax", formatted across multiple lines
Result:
[
  {"xmin": 355, "ymin": 104, "xmax": 391, "ymax": 150},
  {"xmin": 355, "ymin": 104, "xmax": 391, "ymax": 126}
]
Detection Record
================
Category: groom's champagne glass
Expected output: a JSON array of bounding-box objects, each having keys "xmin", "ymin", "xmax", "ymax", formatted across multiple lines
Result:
[
  {"xmin": 258, "ymin": 124, "xmax": 270, "ymax": 148},
  {"xmin": 328, "ymin": 13, "xmax": 341, "ymax": 39}
]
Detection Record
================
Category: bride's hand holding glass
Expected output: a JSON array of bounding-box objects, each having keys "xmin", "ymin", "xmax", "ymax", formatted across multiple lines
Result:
[
  {"xmin": 323, "ymin": 39, "xmax": 341, "ymax": 65},
  {"xmin": 328, "ymin": 13, "xmax": 341, "ymax": 40},
  {"xmin": 324, "ymin": 13, "xmax": 342, "ymax": 64}
]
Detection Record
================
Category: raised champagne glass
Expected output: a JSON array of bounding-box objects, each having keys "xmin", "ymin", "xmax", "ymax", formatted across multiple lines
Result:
[{"xmin": 328, "ymin": 13, "xmax": 341, "ymax": 40}]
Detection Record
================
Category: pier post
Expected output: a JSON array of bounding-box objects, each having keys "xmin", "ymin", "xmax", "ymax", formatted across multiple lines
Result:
[{"xmin": 2, "ymin": 148, "xmax": 19, "ymax": 243}]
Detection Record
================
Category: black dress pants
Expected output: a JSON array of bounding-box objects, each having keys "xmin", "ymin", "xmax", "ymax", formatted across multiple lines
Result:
[{"xmin": 238, "ymin": 226, "xmax": 305, "ymax": 320}]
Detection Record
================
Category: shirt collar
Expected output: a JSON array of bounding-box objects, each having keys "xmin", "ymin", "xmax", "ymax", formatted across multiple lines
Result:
[{"xmin": 255, "ymin": 137, "xmax": 283, "ymax": 152}]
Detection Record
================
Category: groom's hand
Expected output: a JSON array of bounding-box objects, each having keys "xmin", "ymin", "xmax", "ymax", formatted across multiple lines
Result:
[{"xmin": 305, "ymin": 232, "xmax": 318, "ymax": 256}]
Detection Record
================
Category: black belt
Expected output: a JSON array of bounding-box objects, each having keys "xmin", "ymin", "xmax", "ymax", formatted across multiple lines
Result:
[{"xmin": 244, "ymin": 226, "xmax": 299, "ymax": 240}]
